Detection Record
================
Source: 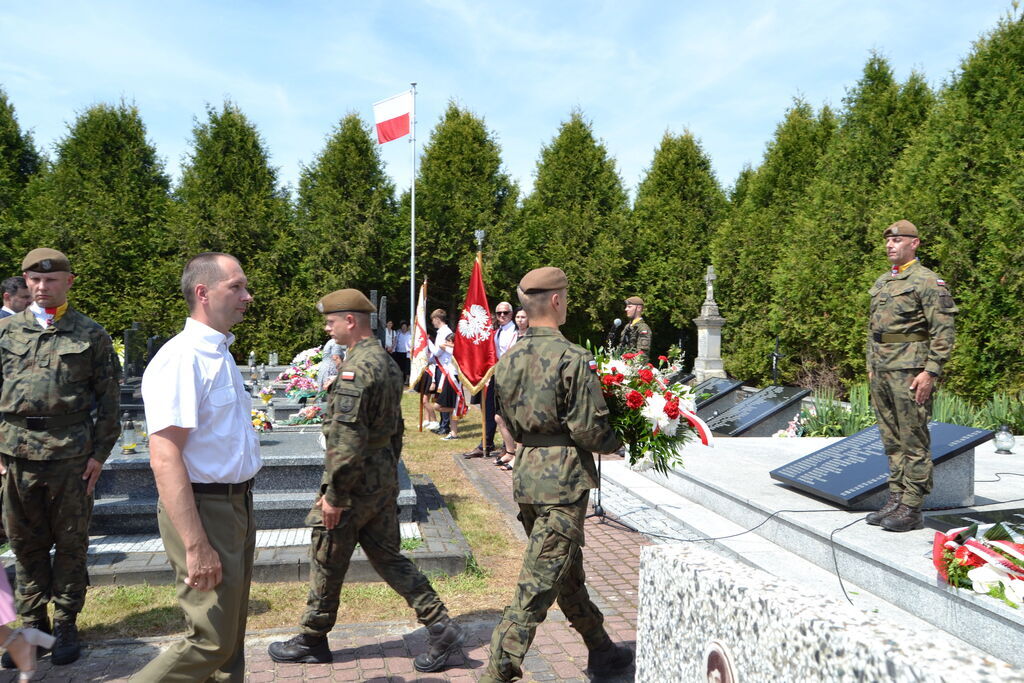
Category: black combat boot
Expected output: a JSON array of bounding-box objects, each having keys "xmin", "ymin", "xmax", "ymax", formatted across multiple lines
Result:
[
  {"xmin": 586, "ymin": 640, "xmax": 634, "ymax": 677},
  {"xmin": 50, "ymin": 619, "xmax": 81, "ymax": 665},
  {"xmin": 866, "ymin": 491, "xmax": 901, "ymax": 526},
  {"xmin": 268, "ymin": 633, "xmax": 332, "ymax": 663},
  {"xmin": 413, "ymin": 616, "xmax": 465, "ymax": 672},
  {"xmin": 2, "ymin": 616, "xmax": 50, "ymax": 669},
  {"xmin": 881, "ymin": 503, "xmax": 924, "ymax": 532}
]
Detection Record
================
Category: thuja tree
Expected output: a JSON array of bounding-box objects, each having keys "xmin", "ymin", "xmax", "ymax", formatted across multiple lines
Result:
[
  {"xmin": 632, "ymin": 130, "xmax": 726, "ymax": 358},
  {"xmin": 710, "ymin": 100, "xmax": 836, "ymax": 384},
  {"xmin": 876, "ymin": 10, "xmax": 1024, "ymax": 396},
  {"xmin": 771, "ymin": 56, "xmax": 934, "ymax": 387},
  {"xmin": 519, "ymin": 110, "xmax": 630, "ymax": 341},
  {"xmin": 21, "ymin": 102, "xmax": 172, "ymax": 333},
  {"xmin": 296, "ymin": 113, "xmax": 402, "ymax": 343},
  {"xmin": 170, "ymin": 102, "xmax": 295, "ymax": 356},
  {"xmin": 402, "ymin": 102, "xmax": 519, "ymax": 315},
  {"xmin": 0, "ymin": 88, "xmax": 42, "ymax": 265}
]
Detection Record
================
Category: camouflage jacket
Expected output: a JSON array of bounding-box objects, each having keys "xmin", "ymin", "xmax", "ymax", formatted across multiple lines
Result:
[
  {"xmin": 867, "ymin": 260, "xmax": 957, "ymax": 376},
  {"xmin": 495, "ymin": 326, "xmax": 622, "ymax": 505},
  {"xmin": 319, "ymin": 336, "xmax": 404, "ymax": 509},
  {"xmin": 0, "ymin": 307, "xmax": 121, "ymax": 462},
  {"xmin": 620, "ymin": 318, "xmax": 651, "ymax": 356}
]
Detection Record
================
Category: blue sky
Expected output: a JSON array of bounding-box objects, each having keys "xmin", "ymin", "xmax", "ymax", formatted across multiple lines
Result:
[{"xmin": 0, "ymin": 1, "xmax": 1010, "ymax": 198}]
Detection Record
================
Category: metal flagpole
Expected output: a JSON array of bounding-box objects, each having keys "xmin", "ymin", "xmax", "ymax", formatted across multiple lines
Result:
[{"xmin": 409, "ymin": 83, "xmax": 417, "ymax": 328}]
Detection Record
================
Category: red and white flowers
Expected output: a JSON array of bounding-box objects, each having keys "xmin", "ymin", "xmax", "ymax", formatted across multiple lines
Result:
[
  {"xmin": 594, "ymin": 349, "xmax": 712, "ymax": 474},
  {"xmin": 933, "ymin": 522, "xmax": 1024, "ymax": 608}
]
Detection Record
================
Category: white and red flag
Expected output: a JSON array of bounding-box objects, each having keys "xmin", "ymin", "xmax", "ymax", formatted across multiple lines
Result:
[
  {"xmin": 408, "ymin": 279, "xmax": 431, "ymax": 390},
  {"xmin": 453, "ymin": 255, "xmax": 497, "ymax": 394},
  {"xmin": 372, "ymin": 90, "xmax": 413, "ymax": 144}
]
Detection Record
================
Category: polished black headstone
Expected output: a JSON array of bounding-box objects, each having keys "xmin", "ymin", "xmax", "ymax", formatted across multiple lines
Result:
[
  {"xmin": 694, "ymin": 377, "xmax": 744, "ymax": 410},
  {"xmin": 706, "ymin": 385, "xmax": 809, "ymax": 436},
  {"xmin": 770, "ymin": 422, "xmax": 993, "ymax": 507},
  {"xmin": 925, "ymin": 508, "xmax": 1024, "ymax": 535}
]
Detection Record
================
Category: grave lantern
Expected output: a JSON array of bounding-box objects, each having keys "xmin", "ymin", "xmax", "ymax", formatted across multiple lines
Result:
[{"xmin": 993, "ymin": 424, "xmax": 1015, "ymax": 454}]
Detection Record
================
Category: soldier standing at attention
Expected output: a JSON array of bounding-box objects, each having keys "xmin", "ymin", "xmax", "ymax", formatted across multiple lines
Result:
[
  {"xmin": 481, "ymin": 267, "xmax": 632, "ymax": 682},
  {"xmin": 866, "ymin": 221, "xmax": 957, "ymax": 532},
  {"xmin": 0, "ymin": 248, "xmax": 120, "ymax": 667},
  {"xmin": 619, "ymin": 295, "xmax": 651, "ymax": 357},
  {"xmin": 268, "ymin": 289, "xmax": 463, "ymax": 673}
]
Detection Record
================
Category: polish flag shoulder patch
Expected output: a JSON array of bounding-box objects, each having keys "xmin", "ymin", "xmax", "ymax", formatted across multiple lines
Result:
[
  {"xmin": 588, "ymin": 360, "xmax": 598, "ymax": 373},
  {"xmin": 341, "ymin": 371, "xmax": 355, "ymax": 381}
]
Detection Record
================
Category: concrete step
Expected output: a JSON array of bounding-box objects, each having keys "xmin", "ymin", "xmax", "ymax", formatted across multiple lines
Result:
[{"xmin": 604, "ymin": 437, "xmax": 1024, "ymax": 669}]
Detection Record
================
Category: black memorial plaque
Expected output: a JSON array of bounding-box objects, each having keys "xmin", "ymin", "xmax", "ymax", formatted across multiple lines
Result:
[
  {"xmin": 925, "ymin": 508, "xmax": 1024, "ymax": 534},
  {"xmin": 694, "ymin": 377, "xmax": 744, "ymax": 410},
  {"xmin": 770, "ymin": 422, "xmax": 993, "ymax": 507},
  {"xmin": 706, "ymin": 385, "xmax": 809, "ymax": 436}
]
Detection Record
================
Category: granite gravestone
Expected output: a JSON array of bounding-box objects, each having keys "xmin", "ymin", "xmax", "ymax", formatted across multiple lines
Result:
[
  {"xmin": 694, "ymin": 377, "xmax": 744, "ymax": 412},
  {"xmin": 706, "ymin": 385, "xmax": 809, "ymax": 437},
  {"xmin": 770, "ymin": 422, "xmax": 992, "ymax": 511},
  {"xmin": 925, "ymin": 508, "xmax": 1024, "ymax": 534}
]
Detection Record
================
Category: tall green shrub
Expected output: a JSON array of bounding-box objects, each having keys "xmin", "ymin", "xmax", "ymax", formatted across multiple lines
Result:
[
  {"xmin": 710, "ymin": 100, "xmax": 835, "ymax": 383},
  {"xmin": 296, "ymin": 113, "xmax": 402, "ymax": 342},
  {"xmin": 519, "ymin": 110, "xmax": 630, "ymax": 341},
  {"xmin": 21, "ymin": 102, "xmax": 171, "ymax": 333},
  {"xmin": 170, "ymin": 102, "xmax": 295, "ymax": 356},
  {"xmin": 876, "ymin": 10, "xmax": 1024, "ymax": 397},
  {"xmin": 0, "ymin": 88, "xmax": 43, "ymax": 266},
  {"xmin": 632, "ymin": 131, "xmax": 726, "ymax": 356},
  {"xmin": 772, "ymin": 56, "xmax": 934, "ymax": 386},
  {"xmin": 403, "ymin": 102, "xmax": 519, "ymax": 314}
]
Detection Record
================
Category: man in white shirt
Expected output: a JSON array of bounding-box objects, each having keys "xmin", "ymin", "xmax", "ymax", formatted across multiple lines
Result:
[
  {"xmin": 462, "ymin": 301, "xmax": 517, "ymax": 459},
  {"xmin": 134, "ymin": 252, "xmax": 262, "ymax": 682},
  {"xmin": 392, "ymin": 320, "xmax": 412, "ymax": 382},
  {"xmin": 429, "ymin": 309, "xmax": 460, "ymax": 437}
]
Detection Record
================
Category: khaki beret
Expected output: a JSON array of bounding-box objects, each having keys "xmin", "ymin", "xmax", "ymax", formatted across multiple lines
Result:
[
  {"xmin": 22, "ymin": 248, "xmax": 71, "ymax": 273},
  {"xmin": 518, "ymin": 266, "xmax": 568, "ymax": 294},
  {"xmin": 883, "ymin": 220, "xmax": 919, "ymax": 239},
  {"xmin": 625, "ymin": 296, "xmax": 644, "ymax": 306},
  {"xmin": 316, "ymin": 289, "xmax": 375, "ymax": 314}
]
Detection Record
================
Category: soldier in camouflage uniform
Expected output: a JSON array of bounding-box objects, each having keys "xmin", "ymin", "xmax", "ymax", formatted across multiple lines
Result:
[
  {"xmin": 269, "ymin": 289, "xmax": 463, "ymax": 672},
  {"xmin": 866, "ymin": 221, "xmax": 957, "ymax": 532},
  {"xmin": 0, "ymin": 248, "xmax": 120, "ymax": 667},
  {"xmin": 481, "ymin": 267, "xmax": 633, "ymax": 682},
  {"xmin": 619, "ymin": 295, "xmax": 651, "ymax": 357}
]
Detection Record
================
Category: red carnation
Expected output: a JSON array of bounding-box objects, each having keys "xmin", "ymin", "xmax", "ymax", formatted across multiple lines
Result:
[
  {"xmin": 658, "ymin": 355, "xmax": 668, "ymax": 363},
  {"xmin": 644, "ymin": 389, "xmax": 653, "ymax": 398},
  {"xmin": 626, "ymin": 390, "xmax": 644, "ymax": 410},
  {"xmin": 622, "ymin": 352, "xmax": 638, "ymax": 360},
  {"xmin": 638, "ymin": 368, "xmax": 654, "ymax": 383},
  {"xmin": 665, "ymin": 399, "xmax": 681, "ymax": 420},
  {"xmin": 601, "ymin": 374, "xmax": 617, "ymax": 386}
]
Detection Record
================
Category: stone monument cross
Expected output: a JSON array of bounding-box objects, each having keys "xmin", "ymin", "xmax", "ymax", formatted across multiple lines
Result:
[{"xmin": 704, "ymin": 265, "xmax": 717, "ymax": 303}]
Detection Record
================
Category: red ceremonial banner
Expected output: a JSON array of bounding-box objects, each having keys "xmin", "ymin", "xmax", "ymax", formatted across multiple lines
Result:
[{"xmin": 453, "ymin": 255, "xmax": 497, "ymax": 393}]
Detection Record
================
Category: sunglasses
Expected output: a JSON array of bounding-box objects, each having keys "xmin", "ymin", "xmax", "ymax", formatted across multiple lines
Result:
[{"xmin": 496, "ymin": 310, "xmax": 512, "ymax": 315}]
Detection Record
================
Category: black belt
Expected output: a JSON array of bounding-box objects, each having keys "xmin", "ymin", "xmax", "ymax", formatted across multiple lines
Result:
[
  {"xmin": 520, "ymin": 433, "xmax": 574, "ymax": 448},
  {"xmin": 191, "ymin": 478, "xmax": 254, "ymax": 495},
  {"xmin": 873, "ymin": 332, "xmax": 928, "ymax": 343},
  {"xmin": 2, "ymin": 411, "xmax": 91, "ymax": 431}
]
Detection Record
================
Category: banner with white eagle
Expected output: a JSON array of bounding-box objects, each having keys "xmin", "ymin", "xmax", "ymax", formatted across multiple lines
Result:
[{"xmin": 453, "ymin": 254, "xmax": 497, "ymax": 394}]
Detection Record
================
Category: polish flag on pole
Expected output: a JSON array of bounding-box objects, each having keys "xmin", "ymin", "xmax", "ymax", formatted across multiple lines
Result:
[{"xmin": 372, "ymin": 90, "xmax": 413, "ymax": 144}]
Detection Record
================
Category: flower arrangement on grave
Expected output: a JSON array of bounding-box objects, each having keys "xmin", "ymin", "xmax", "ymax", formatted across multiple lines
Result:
[
  {"xmin": 284, "ymin": 375, "xmax": 320, "ymax": 400},
  {"xmin": 287, "ymin": 404, "xmax": 323, "ymax": 425},
  {"xmin": 933, "ymin": 522, "xmax": 1024, "ymax": 608},
  {"xmin": 257, "ymin": 385, "xmax": 275, "ymax": 404},
  {"xmin": 274, "ymin": 346, "xmax": 324, "ymax": 383},
  {"xmin": 251, "ymin": 409, "xmax": 273, "ymax": 432},
  {"xmin": 593, "ymin": 349, "xmax": 713, "ymax": 474},
  {"xmin": 773, "ymin": 413, "xmax": 805, "ymax": 438}
]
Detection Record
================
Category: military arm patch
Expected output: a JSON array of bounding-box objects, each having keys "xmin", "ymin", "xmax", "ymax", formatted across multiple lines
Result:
[
  {"xmin": 588, "ymin": 359, "xmax": 598, "ymax": 373},
  {"xmin": 340, "ymin": 371, "xmax": 355, "ymax": 381}
]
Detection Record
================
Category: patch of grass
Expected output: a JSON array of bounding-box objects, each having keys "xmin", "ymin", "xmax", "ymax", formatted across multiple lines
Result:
[{"xmin": 77, "ymin": 393, "xmax": 523, "ymax": 639}]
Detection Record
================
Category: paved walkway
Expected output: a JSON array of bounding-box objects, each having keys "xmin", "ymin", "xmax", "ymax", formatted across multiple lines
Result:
[{"xmin": 4, "ymin": 454, "xmax": 667, "ymax": 682}]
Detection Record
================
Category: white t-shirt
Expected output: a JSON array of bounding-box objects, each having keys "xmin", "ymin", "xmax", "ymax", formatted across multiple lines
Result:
[
  {"xmin": 396, "ymin": 330, "xmax": 412, "ymax": 355},
  {"xmin": 142, "ymin": 317, "xmax": 262, "ymax": 484},
  {"xmin": 432, "ymin": 324, "xmax": 457, "ymax": 376}
]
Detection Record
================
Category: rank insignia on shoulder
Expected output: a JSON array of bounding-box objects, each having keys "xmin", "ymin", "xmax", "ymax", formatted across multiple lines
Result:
[
  {"xmin": 588, "ymin": 360, "xmax": 598, "ymax": 373},
  {"xmin": 341, "ymin": 371, "xmax": 355, "ymax": 381}
]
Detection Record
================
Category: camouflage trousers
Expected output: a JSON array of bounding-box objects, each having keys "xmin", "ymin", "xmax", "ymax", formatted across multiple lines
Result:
[
  {"xmin": 1, "ymin": 454, "xmax": 92, "ymax": 623},
  {"xmin": 300, "ymin": 487, "xmax": 447, "ymax": 636},
  {"xmin": 482, "ymin": 492, "xmax": 607, "ymax": 682},
  {"xmin": 870, "ymin": 369, "xmax": 933, "ymax": 507}
]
